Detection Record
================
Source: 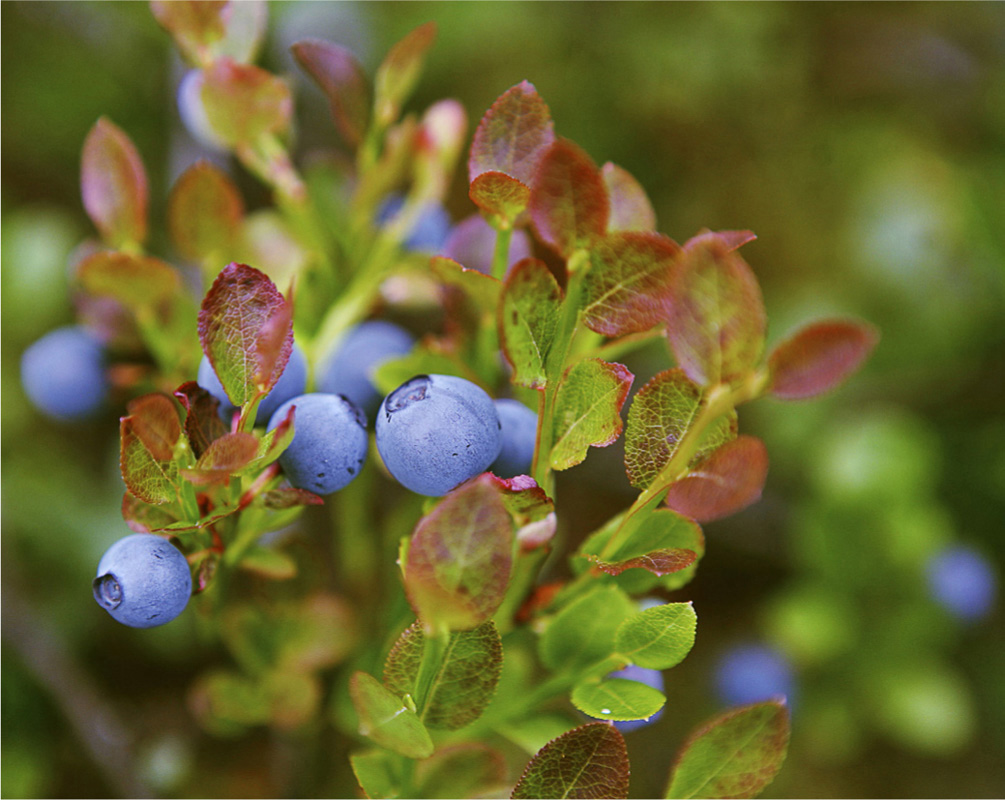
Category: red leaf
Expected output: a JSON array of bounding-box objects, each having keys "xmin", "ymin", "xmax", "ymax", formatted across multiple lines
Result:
[
  {"xmin": 684, "ymin": 229, "xmax": 757, "ymax": 253},
  {"xmin": 587, "ymin": 547, "xmax": 697, "ymax": 577},
  {"xmin": 530, "ymin": 139, "xmax": 609, "ymax": 258},
  {"xmin": 174, "ymin": 381, "xmax": 228, "ymax": 459},
  {"xmin": 76, "ymin": 251, "xmax": 181, "ymax": 313},
  {"xmin": 768, "ymin": 318, "xmax": 879, "ymax": 400},
  {"xmin": 485, "ymin": 473, "xmax": 554, "ymax": 526},
  {"xmin": 469, "ymin": 171, "xmax": 531, "ymax": 226},
  {"xmin": 168, "ymin": 160, "xmax": 244, "ymax": 264},
  {"xmin": 150, "ymin": 1, "xmax": 228, "ymax": 66},
  {"xmin": 602, "ymin": 162, "xmax": 656, "ymax": 232},
  {"xmin": 120, "ymin": 416, "xmax": 181, "ymax": 505},
  {"xmin": 291, "ymin": 38, "xmax": 370, "ymax": 146},
  {"xmin": 469, "ymin": 80, "xmax": 555, "ymax": 185},
  {"xmin": 201, "ymin": 59, "xmax": 292, "ymax": 146},
  {"xmin": 125, "ymin": 394, "xmax": 182, "ymax": 462},
  {"xmin": 512, "ymin": 723, "xmax": 629, "ymax": 800},
  {"xmin": 183, "ymin": 432, "xmax": 259, "ymax": 485},
  {"xmin": 665, "ymin": 435, "xmax": 769, "ymax": 523},
  {"xmin": 81, "ymin": 118, "xmax": 148, "ymax": 248},
  {"xmin": 261, "ymin": 487, "xmax": 324, "ymax": 509}
]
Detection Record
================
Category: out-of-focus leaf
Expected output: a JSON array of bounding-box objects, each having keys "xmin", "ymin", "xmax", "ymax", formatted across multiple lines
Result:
[
  {"xmin": 81, "ymin": 117, "xmax": 148, "ymax": 248},
  {"xmin": 602, "ymin": 162, "xmax": 657, "ymax": 232},
  {"xmin": 351, "ymin": 750, "xmax": 400, "ymax": 800},
  {"xmin": 539, "ymin": 584, "xmax": 635, "ymax": 674},
  {"xmin": 615, "ymin": 602, "xmax": 697, "ymax": 670},
  {"xmin": 666, "ymin": 238, "xmax": 766, "ymax": 387},
  {"xmin": 77, "ymin": 251, "xmax": 180, "ymax": 310},
  {"xmin": 373, "ymin": 22, "xmax": 437, "ymax": 127},
  {"xmin": 512, "ymin": 723, "xmax": 629, "ymax": 800},
  {"xmin": 201, "ymin": 59, "xmax": 292, "ymax": 146},
  {"xmin": 683, "ymin": 229, "xmax": 757, "ymax": 253},
  {"xmin": 168, "ymin": 161, "xmax": 244, "ymax": 265},
  {"xmin": 469, "ymin": 171, "xmax": 531, "ymax": 226},
  {"xmin": 122, "ymin": 492, "xmax": 178, "ymax": 533},
  {"xmin": 414, "ymin": 744, "xmax": 508, "ymax": 800},
  {"xmin": 182, "ymin": 431, "xmax": 259, "ymax": 485},
  {"xmin": 150, "ymin": 0, "xmax": 227, "ymax": 66},
  {"xmin": 624, "ymin": 369, "xmax": 736, "ymax": 491},
  {"xmin": 124, "ymin": 394, "xmax": 182, "ymax": 462},
  {"xmin": 665, "ymin": 701, "xmax": 790, "ymax": 800},
  {"xmin": 571, "ymin": 678, "xmax": 666, "ymax": 722},
  {"xmin": 583, "ymin": 231, "xmax": 681, "ymax": 336},
  {"xmin": 189, "ymin": 669, "xmax": 271, "ymax": 737},
  {"xmin": 550, "ymin": 358, "xmax": 633, "ymax": 471},
  {"xmin": 469, "ymin": 81, "xmax": 555, "ymax": 185},
  {"xmin": 404, "ymin": 474, "xmax": 514, "ymax": 632},
  {"xmin": 278, "ymin": 594, "xmax": 358, "ymax": 673},
  {"xmin": 767, "ymin": 318, "xmax": 879, "ymax": 400},
  {"xmin": 197, "ymin": 263, "xmax": 293, "ymax": 407},
  {"xmin": 260, "ymin": 487, "xmax": 324, "ymax": 509},
  {"xmin": 499, "ymin": 257, "xmax": 562, "ymax": 389},
  {"xmin": 373, "ymin": 347, "xmax": 476, "ymax": 397},
  {"xmin": 174, "ymin": 381, "xmax": 228, "ymax": 459},
  {"xmin": 263, "ymin": 670, "xmax": 321, "ymax": 730},
  {"xmin": 430, "ymin": 256, "xmax": 501, "ymax": 315},
  {"xmin": 238, "ymin": 546, "xmax": 297, "ymax": 579},
  {"xmin": 665, "ymin": 435, "xmax": 768, "ymax": 522},
  {"xmin": 291, "ymin": 38, "xmax": 370, "ymax": 146},
  {"xmin": 349, "ymin": 671, "xmax": 434, "ymax": 759},
  {"xmin": 384, "ymin": 620, "xmax": 503, "ymax": 730}
]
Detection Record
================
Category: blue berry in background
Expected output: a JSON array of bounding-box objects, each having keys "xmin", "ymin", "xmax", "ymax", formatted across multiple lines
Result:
[
  {"xmin": 443, "ymin": 213, "xmax": 534, "ymax": 275},
  {"xmin": 93, "ymin": 534, "xmax": 192, "ymax": 628},
  {"xmin": 926, "ymin": 545, "xmax": 997, "ymax": 622},
  {"xmin": 197, "ymin": 342, "xmax": 308, "ymax": 426},
  {"xmin": 490, "ymin": 399, "xmax": 538, "ymax": 478},
  {"xmin": 267, "ymin": 393, "xmax": 368, "ymax": 495},
  {"xmin": 21, "ymin": 325, "xmax": 109, "ymax": 421},
  {"xmin": 377, "ymin": 194, "xmax": 452, "ymax": 253},
  {"xmin": 376, "ymin": 374, "xmax": 502, "ymax": 496},
  {"xmin": 608, "ymin": 664, "xmax": 665, "ymax": 733},
  {"xmin": 714, "ymin": 644, "xmax": 795, "ymax": 707},
  {"xmin": 318, "ymin": 321, "xmax": 415, "ymax": 420}
]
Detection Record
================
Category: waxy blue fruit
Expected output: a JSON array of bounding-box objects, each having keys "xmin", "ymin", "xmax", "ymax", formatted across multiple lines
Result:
[
  {"xmin": 927, "ymin": 545, "xmax": 997, "ymax": 621},
  {"xmin": 714, "ymin": 644, "xmax": 795, "ymax": 707},
  {"xmin": 21, "ymin": 325, "xmax": 109, "ymax": 421},
  {"xmin": 93, "ymin": 534, "xmax": 192, "ymax": 628},
  {"xmin": 490, "ymin": 398, "xmax": 538, "ymax": 478}
]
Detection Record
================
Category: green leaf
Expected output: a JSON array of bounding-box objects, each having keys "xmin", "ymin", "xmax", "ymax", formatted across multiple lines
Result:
[
  {"xmin": 550, "ymin": 358, "xmax": 634, "ymax": 471},
  {"xmin": 430, "ymin": 256, "xmax": 501, "ymax": 316},
  {"xmin": 512, "ymin": 723, "xmax": 629, "ymax": 800},
  {"xmin": 119, "ymin": 398, "xmax": 183, "ymax": 505},
  {"xmin": 383, "ymin": 620, "xmax": 503, "ymax": 730},
  {"xmin": 374, "ymin": 22, "xmax": 437, "ymax": 127},
  {"xmin": 351, "ymin": 750, "xmax": 401, "ymax": 799},
  {"xmin": 499, "ymin": 257, "xmax": 562, "ymax": 389},
  {"xmin": 539, "ymin": 584, "xmax": 635, "ymax": 674},
  {"xmin": 123, "ymin": 394, "xmax": 182, "ymax": 461},
  {"xmin": 624, "ymin": 369, "xmax": 736, "ymax": 491},
  {"xmin": 615, "ymin": 603, "xmax": 697, "ymax": 670},
  {"xmin": 189, "ymin": 669, "xmax": 272, "ymax": 737},
  {"xmin": 349, "ymin": 671, "xmax": 434, "ymax": 760},
  {"xmin": 80, "ymin": 117, "xmax": 148, "ymax": 247},
  {"xmin": 121, "ymin": 492, "xmax": 179, "ymax": 533},
  {"xmin": 414, "ymin": 743, "xmax": 507, "ymax": 800},
  {"xmin": 666, "ymin": 701, "xmax": 790, "ymax": 800},
  {"xmin": 404, "ymin": 474, "xmax": 514, "ymax": 632},
  {"xmin": 77, "ymin": 251, "xmax": 181, "ymax": 311},
  {"xmin": 602, "ymin": 162, "xmax": 657, "ymax": 232},
  {"xmin": 238, "ymin": 546, "xmax": 297, "ymax": 580},
  {"xmin": 469, "ymin": 171, "xmax": 531, "ymax": 227},
  {"xmin": 291, "ymin": 38, "xmax": 371, "ymax": 147},
  {"xmin": 665, "ymin": 435, "xmax": 768, "ymax": 523},
  {"xmin": 529, "ymin": 138, "xmax": 609, "ymax": 258},
  {"xmin": 150, "ymin": 1, "xmax": 227, "ymax": 66},
  {"xmin": 201, "ymin": 59, "xmax": 292, "ymax": 146},
  {"xmin": 571, "ymin": 678, "xmax": 666, "ymax": 722},
  {"xmin": 485, "ymin": 473, "xmax": 555, "ymax": 527},
  {"xmin": 767, "ymin": 318, "xmax": 879, "ymax": 400},
  {"xmin": 469, "ymin": 80, "xmax": 555, "ymax": 186},
  {"xmin": 168, "ymin": 160, "xmax": 244, "ymax": 266},
  {"xmin": 666, "ymin": 237, "xmax": 766, "ymax": 387}
]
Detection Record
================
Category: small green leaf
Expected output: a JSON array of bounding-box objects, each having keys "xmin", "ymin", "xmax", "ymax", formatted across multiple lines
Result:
[
  {"xmin": 292, "ymin": 38, "xmax": 371, "ymax": 147},
  {"xmin": 485, "ymin": 473, "xmax": 555, "ymax": 527},
  {"xmin": 201, "ymin": 59, "xmax": 292, "ymax": 146},
  {"xmin": 539, "ymin": 585, "xmax": 635, "ymax": 674},
  {"xmin": 80, "ymin": 117, "xmax": 148, "ymax": 248},
  {"xmin": 374, "ymin": 22, "xmax": 437, "ymax": 127},
  {"xmin": 665, "ymin": 701, "xmax": 790, "ymax": 800},
  {"xmin": 77, "ymin": 251, "xmax": 181, "ymax": 311},
  {"xmin": 150, "ymin": 0, "xmax": 227, "ymax": 66},
  {"xmin": 572, "ymin": 678, "xmax": 666, "ymax": 722},
  {"xmin": 615, "ymin": 603, "xmax": 697, "ymax": 670},
  {"xmin": 259, "ymin": 487, "xmax": 324, "ymax": 510},
  {"xmin": 349, "ymin": 671, "xmax": 434, "ymax": 760},
  {"xmin": 120, "ymin": 405, "xmax": 182, "ymax": 506},
  {"xmin": 414, "ymin": 743, "xmax": 507, "ymax": 800},
  {"xmin": 430, "ymin": 256, "xmax": 501, "ymax": 316},
  {"xmin": 189, "ymin": 669, "xmax": 272, "ymax": 737},
  {"xmin": 550, "ymin": 358, "xmax": 634, "ymax": 471},
  {"xmin": 168, "ymin": 160, "xmax": 244, "ymax": 266},
  {"xmin": 767, "ymin": 318, "xmax": 879, "ymax": 400},
  {"xmin": 351, "ymin": 750, "xmax": 401, "ymax": 800},
  {"xmin": 124, "ymin": 394, "xmax": 182, "ymax": 462},
  {"xmin": 499, "ymin": 257, "xmax": 562, "ymax": 389},
  {"xmin": 469, "ymin": 171, "xmax": 531, "ymax": 226},
  {"xmin": 665, "ymin": 436, "xmax": 768, "ymax": 523},
  {"xmin": 512, "ymin": 723, "xmax": 629, "ymax": 800},
  {"xmin": 238, "ymin": 546, "xmax": 297, "ymax": 580},
  {"xmin": 602, "ymin": 162, "xmax": 657, "ymax": 232},
  {"xmin": 469, "ymin": 80, "xmax": 555, "ymax": 186}
]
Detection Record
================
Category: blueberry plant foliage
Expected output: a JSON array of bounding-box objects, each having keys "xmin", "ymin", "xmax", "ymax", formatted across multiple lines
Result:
[{"xmin": 48, "ymin": 3, "xmax": 881, "ymax": 797}]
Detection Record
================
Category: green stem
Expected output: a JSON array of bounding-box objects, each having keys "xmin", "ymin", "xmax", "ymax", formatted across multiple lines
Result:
[
  {"xmin": 413, "ymin": 627, "xmax": 450, "ymax": 714},
  {"xmin": 492, "ymin": 546, "xmax": 550, "ymax": 635},
  {"xmin": 490, "ymin": 224, "xmax": 513, "ymax": 281}
]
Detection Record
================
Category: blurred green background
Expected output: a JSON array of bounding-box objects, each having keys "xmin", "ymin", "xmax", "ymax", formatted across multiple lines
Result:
[{"xmin": 2, "ymin": 2, "xmax": 1003, "ymax": 797}]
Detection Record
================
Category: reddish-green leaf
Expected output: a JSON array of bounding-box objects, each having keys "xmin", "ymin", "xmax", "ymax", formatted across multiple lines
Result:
[
  {"xmin": 430, "ymin": 256, "xmax": 501, "ymax": 316},
  {"xmin": 349, "ymin": 671, "xmax": 434, "ymax": 760},
  {"xmin": 124, "ymin": 394, "xmax": 182, "ymax": 462},
  {"xmin": 469, "ymin": 171, "xmax": 531, "ymax": 226},
  {"xmin": 469, "ymin": 80, "xmax": 555, "ymax": 185},
  {"xmin": 665, "ymin": 701, "xmax": 790, "ymax": 800},
  {"xmin": 197, "ymin": 263, "xmax": 293, "ymax": 408},
  {"xmin": 201, "ymin": 59, "xmax": 292, "ymax": 146},
  {"xmin": 512, "ymin": 723, "xmax": 629, "ymax": 800},
  {"xmin": 550, "ymin": 359, "xmax": 634, "ymax": 471},
  {"xmin": 182, "ymin": 431, "xmax": 259, "ymax": 485},
  {"xmin": 602, "ymin": 162, "xmax": 656, "ymax": 232},
  {"xmin": 530, "ymin": 139, "xmax": 609, "ymax": 258},
  {"xmin": 485, "ymin": 473, "xmax": 554, "ymax": 526},
  {"xmin": 122, "ymin": 492, "xmax": 179, "ymax": 533},
  {"xmin": 374, "ymin": 22, "xmax": 437, "ymax": 127},
  {"xmin": 666, "ymin": 238, "xmax": 766, "ymax": 387},
  {"xmin": 624, "ymin": 369, "xmax": 737, "ymax": 492},
  {"xmin": 120, "ymin": 416, "xmax": 181, "ymax": 505},
  {"xmin": 174, "ymin": 381, "xmax": 228, "ymax": 459},
  {"xmin": 588, "ymin": 548, "xmax": 697, "ymax": 578},
  {"xmin": 168, "ymin": 161, "xmax": 244, "ymax": 264},
  {"xmin": 80, "ymin": 118, "xmax": 148, "ymax": 247},
  {"xmin": 665, "ymin": 435, "xmax": 768, "ymax": 523},
  {"xmin": 404, "ymin": 474, "xmax": 514, "ymax": 632},
  {"xmin": 260, "ymin": 487, "xmax": 324, "ymax": 509},
  {"xmin": 684, "ymin": 229, "xmax": 757, "ymax": 253},
  {"xmin": 150, "ymin": 0, "xmax": 228, "ymax": 65},
  {"xmin": 768, "ymin": 318, "xmax": 879, "ymax": 400},
  {"xmin": 384, "ymin": 620, "xmax": 503, "ymax": 730},
  {"xmin": 499, "ymin": 257, "xmax": 562, "ymax": 389},
  {"xmin": 583, "ymin": 231, "xmax": 681, "ymax": 337},
  {"xmin": 581, "ymin": 508, "xmax": 703, "ymax": 581},
  {"xmin": 77, "ymin": 251, "xmax": 181, "ymax": 310},
  {"xmin": 414, "ymin": 744, "xmax": 508, "ymax": 800},
  {"xmin": 291, "ymin": 38, "xmax": 370, "ymax": 146}
]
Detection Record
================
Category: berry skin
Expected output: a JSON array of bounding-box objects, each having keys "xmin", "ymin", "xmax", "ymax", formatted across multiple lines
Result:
[
  {"xmin": 926, "ymin": 545, "xmax": 997, "ymax": 621},
  {"xmin": 714, "ymin": 644, "xmax": 795, "ymax": 707},
  {"xmin": 21, "ymin": 325, "xmax": 109, "ymax": 421},
  {"xmin": 489, "ymin": 399, "xmax": 538, "ymax": 478},
  {"xmin": 93, "ymin": 534, "xmax": 192, "ymax": 628},
  {"xmin": 376, "ymin": 194, "xmax": 452, "ymax": 252},
  {"xmin": 376, "ymin": 374, "xmax": 502, "ymax": 497},
  {"xmin": 318, "ymin": 321, "xmax": 415, "ymax": 420},
  {"xmin": 268, "ymin": 393, "xmax": 368, "ymax": 495},
  {"xmin": 197, "ymin": 342, "xmax": 308, "ymax": 426},
  {"xmin": 607, "ymin": 664, "xmax": 665, "ymax": 733}
]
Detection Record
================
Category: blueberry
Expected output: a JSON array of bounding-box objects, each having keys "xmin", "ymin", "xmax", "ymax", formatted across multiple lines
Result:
[
  {"xmin": 93, "ymin": 534, "xmax": 192, "ymax": 628},
  {"xmin": 21, "ymin": 325, "xmax": 108, "ymax": 421},
  {"xmin": 267, "ymin": 393, "xmax": 368, "ymax": 495},
  {"xmin": 489, "ymin": 399, "xmax": 538, "ymax": 478},
  {"xmin": 376, "ymin": 374, "xmax": 502, "ymax": 496},
  {"xmin": 607, "ymin": 664, "xmax": 665, "ymax": 733},
  {"xmin": 376, "ymin": 194, "xmax": 452, "ymax": 252},
  {"xmin": 926, "ymin": 545, "xmax": 997, "ymax": 622},
  {"xmin": 318, "ymin": 321, "xmax": 415, "ymax": 420},
  {"xmin": 714, "ymin": 644, "xmax": 795, "ymax": 707},
  {"xmin": 197, "ymin": 342, "xmax": 307, "ymax": 426}
]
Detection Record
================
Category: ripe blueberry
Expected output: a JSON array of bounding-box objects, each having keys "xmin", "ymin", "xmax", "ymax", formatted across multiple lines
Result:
[
  {"xmin": 375, "ymin": 374, "xmax": 502, "ymax": 496},
  {"xmin": 489, "ymin": 399, "xmax": 538, "ymax": 478},
  {"xmin": 93, "ymin": 534, "xmax": 192, "ymax": 628},
  {"xmin": 376, "ymin": 194, "xmax": 452, "ymax": 252},
  {"xmin": 21, "ymin": 325, "xmax": 108, "ymax": 421},
  {"xmin": 926, "ymin": 545, "xmax": 997, "ymax": 621},
  {"xmin": 714, "ymin": 644, "xmax": 795, "ymax": 707},
  {"xmin": 268, "ymin": 393, "xmax": 368, "ymax": 495}
]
